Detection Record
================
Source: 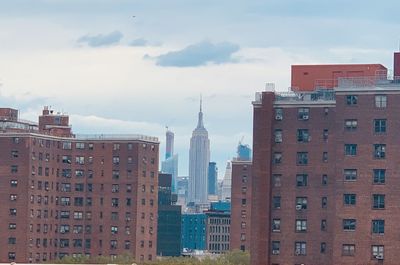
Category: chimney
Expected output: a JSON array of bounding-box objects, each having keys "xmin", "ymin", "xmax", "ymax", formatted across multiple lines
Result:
[{"xmin": 394, "ymin": 52, "xmax": 400, "ymax": 78}]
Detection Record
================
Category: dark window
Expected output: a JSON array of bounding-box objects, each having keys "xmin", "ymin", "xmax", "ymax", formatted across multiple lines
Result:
[
  {"xmin": 374, "ymin": 119, "xmax": 386, "ymax": 133},
  {"xmin": 322, "ymin": 175, "xmax": 328, "ymax": 185},
  {"xmin": 372, "ymin": 245, "xmax": 384, "ymax": 259},
  {"xmin": 373, "ymin": 194, "xmax": 385, "ymax": 209},
  {"xmin": 323, "ymin": 129, "xmax": 329, "ymax": 140},
  {"xmin": 297, "ymin": 129, "xmax": 310, "ymax": 142},
  {"xmin": 296, "ymin": 197, "xmax": 307, "ymax": 210},
  {"xmin": 321, "ymin": 242, "xmax": 326, "ymax": 254},
  {"xmin": 272, "ymin": 241, "xmax": 280, "ymax": 255},
  {"xmin": 372, "ymin": 220, "xmax": 384, "ymax": 234},
  {"xmin": 273, "ymin": 174, "xmax": 281, "ymax": 187},
  {"xmin": 296, "ymin": 174, "xmax": 308, "ymax": 187},
  {"xmin": 298, "ymin": 108, "xmax": 309, "ymax": 120},
  {"xmin": 344, "ymin": 194, "xmax": 356, "ymax": 205},
  {"xmin": 321, "ymin": 197, "xmax": 327, "ymax": 208},
  {"xmin": 321, "ymin": 219, "xmax": 327, "ymax": 231},
  {"xmin": 345, "ymin": 144, "xmax": 357, "ymax": 156},
  {"xmin": 322, "ymin": 152, "xmax": 328, "ymax": 162},
  {"xmin": 275, "ymin": 108, "xmax": 283, "ymax": 121},
  {"xmin": 343, "ymin": 219, "xmax": 356, "ymax": 231},
  {"xmin": 373, "ymin": 169, "xmax": 386, "ymax": 184},
  {"xmin": 297, "ymin": 152, "xmax": 308, "ymax": 165},
  {"xmin": 374, "ymin": 144, "xmax": 386, "ymax": 159},
  {"xmin": 273, "ymin": 152, "xmax": 282, "ymax": 164},
  {"xmin": 346, "ymin": 95, "xmax": 358, "ymax": 105},
  {"xmin": 11, "ymin": 165, "xmax": 18, "ymax": 173},
  {"xmin": 273, "ymin": 196, "xmax": 281, "ymax": 209}
]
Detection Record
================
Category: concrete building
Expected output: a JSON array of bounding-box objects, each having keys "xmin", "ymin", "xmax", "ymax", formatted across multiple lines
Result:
[
  {"xmin": 230, "ymin": 160, "xmax": 252, "ymax": 252},
  {"xmin": 250, "ymin": 56, "xmax": 400, "ymax": 265},
  {"xmin": 205, "ymin": 210, "xmax": 230, "ymax": 254},
  {"xmin": 208, "ymin": 162, "xmax": 218, "ymax": 197},
  {"xmin": 221, "ymin": 162, "xmax": 232, "ymax": 201},
  {"xmin": 157, "ymin": 173, "xmax": 181, "ymax": 257},
  {"xmin": 0, "ymin": 107, "xmax": 159, "ymax": 263},
  {"xmin": 188, "ymin": 99, "xmax": 210, "ymax": 204},
  {"xmin": 161, "ymin": 129, "xmax": 178, "ymax": 193}
]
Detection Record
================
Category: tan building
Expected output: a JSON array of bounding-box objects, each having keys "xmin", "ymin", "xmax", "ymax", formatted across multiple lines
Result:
[{"xmin": 0, "ymin": 107, "xmax": 159, "ymax": 263}]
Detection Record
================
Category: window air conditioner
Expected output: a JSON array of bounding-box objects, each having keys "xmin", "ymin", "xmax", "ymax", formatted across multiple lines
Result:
[
  {"xmin": 375, "ymin": 254, "xmax": 384, "ymax": 260},
  {"xmin": 295, "ymin": 205, "xmax": 302, "ymax": 210},
  {"xmin": 302, "ymin": 115, "xmax": 309, "ymax": 120},
  {"xmin": 275, "ymin": 114, "xmax": 283, "ymax": 120}
]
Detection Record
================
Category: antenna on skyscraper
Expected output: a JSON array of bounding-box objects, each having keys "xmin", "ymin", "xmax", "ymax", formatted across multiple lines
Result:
[{"xmin": 200, "ymin": 94, "xmax": 202, "ymax": 112}]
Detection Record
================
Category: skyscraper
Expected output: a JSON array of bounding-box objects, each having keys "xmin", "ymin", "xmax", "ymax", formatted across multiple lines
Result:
[
  {"xmin": 221, "ymin": 161, "xmax": 232, "ymax": 201},
  {"xmin": 161, "ymin": 128, "xmax": 178, "ymax": 192},
  {"xmin": 188, "ymin": 99, "xmax": 210, "ymax": 204},
  {"xmin": 237, "ymin": 142, "xmax": 252, "ymax": 161},
  {"xmin": 208, "ymin": 162, "xmax": 218, "ymax": 196}
]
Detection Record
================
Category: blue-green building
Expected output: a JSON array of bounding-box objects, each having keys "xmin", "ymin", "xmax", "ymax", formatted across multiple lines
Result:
[{"xmin": 181, "ymin": 213, "xmax": 207, "ymax": 250}]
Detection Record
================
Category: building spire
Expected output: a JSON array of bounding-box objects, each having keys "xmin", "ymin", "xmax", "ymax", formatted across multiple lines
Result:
[{"xmin": 197, "ymin": 95, "xmax": 204, "ymax": 128}]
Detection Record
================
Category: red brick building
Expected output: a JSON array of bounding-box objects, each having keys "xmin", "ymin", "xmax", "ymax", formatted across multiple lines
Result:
[
  {"xmin": 230, "ymin": 160, "xmax": 252, "ymax": 252},
  {"xmin": 251, "ymin": 54, "xmax": 400, "ymax": 265},
  {"xmin": 0, "ymin": 107, "xmax": 159, "ymax": 263}
]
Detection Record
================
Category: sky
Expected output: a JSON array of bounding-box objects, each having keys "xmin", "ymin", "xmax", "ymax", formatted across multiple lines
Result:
[{"xmin": 0, "ymin": 0, "xmax": 399, "ymax": 178}]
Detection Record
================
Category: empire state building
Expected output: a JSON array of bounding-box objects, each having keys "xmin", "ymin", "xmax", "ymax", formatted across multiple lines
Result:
[{"xmin": 188, "ymin": 99, "xmax": 210, "ymax": 204}]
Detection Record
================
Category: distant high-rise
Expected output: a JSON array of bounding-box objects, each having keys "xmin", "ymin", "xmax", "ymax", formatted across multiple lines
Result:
[
  {"xmin": 161, "ymin": 128, "xmax": 178, "ymax": 192},
  {"xmin": 237, "ymin": 142, "xmax": 252, "ymax": 161},
  {"xmin": 188, "ymin": 98, "xmax": 210, "ymax": 204},
  {"xmin": 208, "ymin": 162, "xmax": 218, "ymax": 196},
  {"xmin": 221, "ymin": 161, "xmax": 232, "ymax": 201}
]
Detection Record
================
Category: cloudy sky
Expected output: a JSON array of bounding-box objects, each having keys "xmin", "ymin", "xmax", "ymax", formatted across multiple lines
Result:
[{"xmin": 0, "ymin": 0, "xmax": 399, "ymax": 178}]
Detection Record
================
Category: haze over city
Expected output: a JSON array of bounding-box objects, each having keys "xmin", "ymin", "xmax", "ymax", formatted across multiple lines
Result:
[{"xmin": 1, "ymin": 0, "xmax": 399, "ymax": 176}]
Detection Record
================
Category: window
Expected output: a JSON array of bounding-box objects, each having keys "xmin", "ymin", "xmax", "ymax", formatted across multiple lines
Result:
[
  {"xmin": 273, "ymin": 196, "xmax": 281, "ymax": 209},
  {"xmin": 319, "ymin": 243, "xmax": 327, "ymax": 254},
  {"xmin": 345, "ymin": 144, "xmax": 357, "ymax": 156},
  {"xmin": 10, "ymin": 180, "xmax": 17, "ymax": 187},
  {"xmin": 273, "ymin": 152, "xmax": 282, "ymax": 164},
  {"xmin": 11, "ymin": 165, "xmax": 18, "ymax": 173},
  {"xmin": 322, "ymin": 175, "xmax": 328, "ymax": 185},
  {"xmin": 275, "ymin": 108, "xmax": 283, "ymax": 120},
  {"xmin": 344, "ymin": 169, "xmax": 357, "ymax": 181},
  {"xmin": 373, "ymin": 169, "xmax": 386, "ymax": 184},
  {"xmin": 345, "ymin": 119, "xmax": 358, "ymax": 131},
  {"xmin": 346, "ymin": 95, "xmax": 358, "ymax": 105},
  {"xmin": 8, "ymin": 237, "xmax": 16, "ymax": 245},
  {"xmin": 62, "ymin": 155, "xmax": 72, "ymax": 164},
  {"xmin": 75, "ymin": 142, "xmax": 85, "ymax": 149},
  {"xmin": 112, "ymin": 184, "xmax": 119, "ymax": 193},
  {"xmin": 8, "ymin": 252, "xmax": 16, "ymax": 260},
  {"xmin": 294, "ymin": 241, "xmax": 306, "ymax": 256},
  {"xmin": 10, "ymin": 194, "xmax": 17, "ymax": 201},
  {"xmin": 296, "ymin": 152, "xmax": 308, "ymax": 165},
  {"xmin": 297, "ymin": 129, "xmax": 310, "ymax": 142},
  {"xmin": 111, "ymin": 226, "xmax": 118, "ymax": 235},
  {"xmin": 372, "ymin": 245, "xmax": 384, "ymax": 259},
  {"xmin": 110, "ymin": 240, "xmax": 117, "ymax": 249},
  {"xmin": 342, "ymin": 244, "xmax": 355, "ymax": 256},
  {"xmin": 272, "ymin": 219, "xmax": 281, "ymax": 232},
  {"xmin": 374, "ymin": 119, "xmax": 386, "ymax": 133},
  {"xmin": 11, "ymin": 150, "xmax": 18, "ymax": 158},
  {"xmin": 321, "ymin": 220, "xmax": 327, "ymax": 231},
  {"xmin": 298, "ymin": 108, "xmax": 309, "ymax": 120},
  {"xmin": 323, "ymin": 129, "xmax": 329, "ymax": 140},
  {"xmin": 88, "ymin": 143, "xmax": 94, "ymax": 150},
  {"xmin": 375, "ymin": 95, "xmax": 387, "ymax": 108},
  {"xmin": 322, "ymin": 152, "xmax": 328, "ymax": 162},
  {"xmin": 295, "ymin": 219, "xmax": 307, "ymax": 232},
  {"xmin": 372, "ymin": 220, "xmax": 384, "ymax": 234},
  {"xmin": 272, "ymin": 241, "xmax": 280, "ymax": 255},
  {"xmin": 113, "ymin": 156, "xmax": 120, "ymax": 165},
  {"xmin": 112, "ymin": 170, "xmax": 120, "ymax": 179},
  {"xmin": 62, "ymin": 142, "xmax": 72, "ymax": 150},
  {"xmin": 374, "ymin": 144, "xmax": 386, "ymax": 159},
  {"xmin": 343, "ymin": 219, "xmax": 356, "ymax": 231},
  {"xmin": 73, "ymin": 225, "xmax": 83, "ymax": 234},
  {"xmin": 111, "ymin": 198, "xmax": 119, "ymax": 207},
  {"xmin": 296, "ymin": 197, "xmax": 307, "ymax": 210},
  {"xmin": 113, "ymin": 143, "xmax": 120, "ymax": 151},
  {"xmin": 274, "ymin": 129, "xmax": 282, "ymax": 143},
  {"xmin": 74, "ymin": 211, "xmax": 83, "ymax": 220},
  {"xmin": 296, "ymin": 174, "xmax": 308, "ymax": 187},
  {"xmin": 344, "ymin": 194, "xmax": 356, "ymax": 205},
  {"xmin": 273, "ymin": 174, "xmax": 281, "ymax": 187},
  {"xmin": 373, "ymin": 194, "xmax": 385, "ymax": 209},
  {"xmin": 321, "ymin": 197, "xmax": 327, "ymax": 208},
  {"xmin": 75, "ymin": 156, "xmax": 85, "ymax": 165}
]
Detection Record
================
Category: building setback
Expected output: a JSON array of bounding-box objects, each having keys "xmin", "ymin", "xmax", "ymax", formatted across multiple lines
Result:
[
  {"xmin": 0, "ymin": 107, "xmax": 159, "ymax": 263},
  {"xmin": 250, "ymin": 56, "xmax": 400, "ymax": 265}
]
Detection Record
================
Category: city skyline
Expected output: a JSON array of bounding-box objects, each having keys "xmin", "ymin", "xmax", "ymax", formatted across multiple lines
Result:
[{"xmin": 1, "ymin": 1, "xmax": 400, "ymax": 177}]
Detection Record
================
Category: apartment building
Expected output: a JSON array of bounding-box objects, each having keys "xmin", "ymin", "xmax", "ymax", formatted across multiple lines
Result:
[
  {"xmin": 0, "ymin": 107, "xmax": 159, "ymax": 263},
  {"xmin": 251, "ymin": 54, "xmax": 400, "ymax": 265}
]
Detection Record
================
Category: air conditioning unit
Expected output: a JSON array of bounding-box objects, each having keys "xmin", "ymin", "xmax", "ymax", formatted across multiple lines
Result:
[
  {"xmin": 275, "ymin": 114, "xmax": 283, "ymax": 121},
  {"xmin": 302, "ymin": 115, "xmax": 309, "ymax": 120},
  {"xmin": 272, "ymin": 250, "xmax": 280, "ymax": 255},
  {"xmin": 375, "ymin": 254, "xmax": 384, "ymax": 260},
  {"xmin": 295, "ymin": 205, "xmax": 302, "ymax": 210},
  {"xmin": 295, "ymin": 250, "xmax": 301, "ymax": 255}
]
